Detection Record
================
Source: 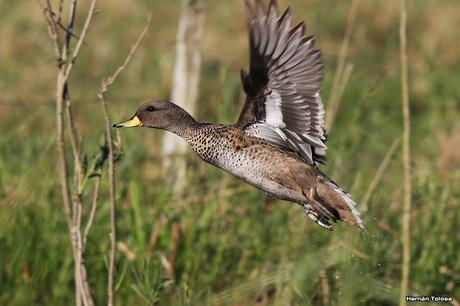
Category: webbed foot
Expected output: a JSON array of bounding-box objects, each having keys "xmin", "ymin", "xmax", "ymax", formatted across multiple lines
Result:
[{"xmin": 303, "ymin": 204, "xmax": 333, "ymax": 231}]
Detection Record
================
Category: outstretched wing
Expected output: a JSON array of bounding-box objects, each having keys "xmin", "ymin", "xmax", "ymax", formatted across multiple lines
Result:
[{"xmin": 237, "ymin": 0, "xmax": 327, "ymax": 164}]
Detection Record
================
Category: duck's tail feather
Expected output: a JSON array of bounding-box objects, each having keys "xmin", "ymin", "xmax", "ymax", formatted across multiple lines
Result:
[{"xmin": 315, "ymin": 176, "xmax": 364, "ymax": 230}]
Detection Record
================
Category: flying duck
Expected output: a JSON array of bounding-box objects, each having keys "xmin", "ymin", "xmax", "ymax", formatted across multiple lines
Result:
[{"xmin": 114, "ymin": 0, "xmax": 364, "ymax": 230}]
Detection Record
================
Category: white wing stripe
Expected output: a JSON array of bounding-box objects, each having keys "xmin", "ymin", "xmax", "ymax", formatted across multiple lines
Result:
[
  {"xmin": 265, "ymin": 90, "xmax": 286, "ymax": 128},
  {"xmin": 241, "ymin": 1, "xmax": 327, "ymax": 164}
]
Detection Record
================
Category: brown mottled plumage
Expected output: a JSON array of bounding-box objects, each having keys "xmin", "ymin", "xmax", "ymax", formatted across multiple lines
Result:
[{"xmin": 114, "ymin": 0, "xmax": 364, "ymax": 231}]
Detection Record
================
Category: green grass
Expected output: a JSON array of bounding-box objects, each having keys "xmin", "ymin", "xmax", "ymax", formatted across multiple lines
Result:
[{"xmin": 1, "ymin": 0, "xmax": 459, "ymax": 305}]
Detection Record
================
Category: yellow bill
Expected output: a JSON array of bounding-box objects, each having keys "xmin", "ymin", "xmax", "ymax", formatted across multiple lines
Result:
[{"xmin": 113, "ymin": 116, "xmax": 143, "ymax": 128}]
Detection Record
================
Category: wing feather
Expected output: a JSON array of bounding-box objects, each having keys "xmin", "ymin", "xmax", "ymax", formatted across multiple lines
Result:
[{"xmin": 237, "ymin": 0, "xmax": 327, "ymax": 164}]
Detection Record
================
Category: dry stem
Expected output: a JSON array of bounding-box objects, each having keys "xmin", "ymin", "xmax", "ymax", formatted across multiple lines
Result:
[
  {"xmin": 64, "ymin": 0, "xmax": 98, "ymax": 82},
  {"xmin": 399, "ymin": 0, "xmax": 412, "ymax": 304},
  {"xmin": 319, "ymin": 269, "xmax": 330, "ymax": 305},
  {"xmin": 39, "ymin": 0, "xmax": 98, "ymax": 305},
  {"xmin": 361, "ymin": 138, "xmax": 401, "ymax": 212},
  {"xmin": 97, "ymin": 14, "xmax": 151, "ymax": 306},
  {"xmin": 325, "ymin": 0, "xmax": 360, "ymax": 131},
  {"xmin": 83, "ymin": 176, "xmax": 101, "ymax": 249}
]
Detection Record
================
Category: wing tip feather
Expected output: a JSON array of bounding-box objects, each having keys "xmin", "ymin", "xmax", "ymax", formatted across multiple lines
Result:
[
  {"xmin": 268, "ymin": 0, "xmax": 279, "ymax": 16},
  {"xmin": 239, "ymin": 0, "xmax": 327, "ymax": 164},
  {"xmin": 255, "ymin": 0, "xmax": 266, "ymax": 17}
]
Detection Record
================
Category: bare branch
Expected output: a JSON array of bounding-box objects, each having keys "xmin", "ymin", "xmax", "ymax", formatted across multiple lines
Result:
[
  {"xmin": 56, "ymin": 19, "xmax": 85, "ymax": 43},
  {"xmin": 41, "ymin": 0, "xmax": 62, "ymax": 60},
  {"xmin": 42, "ymin": 4, "xmax": 85, "ymax": 43},
  {"xmin": 97, "ymin": 14, "xmax": 151, "ymax": 306},
  {"xmin": 361, "ymin": 138, "xmax": 400, "ymax": 212},
  {"xmin": 325, "ymin": 0, "xmax": 360, "ymax": 131},
  {"xmin": 100, "ymin": 14, "xmax": 152, "ymax": 92},
  {"xmin": 57, "ymin": 0, "xmax": 64, "ymax": 22},
  {"xmin": 319, "ymin": 269, "xmax": 330, "ymax": 305},
  {"xmin": 59, "ymin": 4, "xmax": 95, "ymax": 306},
  {"xmin": 40, "ymin": 1, "xmax": 149, "ymax": 304},
  {"xmin": 40, "ymin": 0, "xmax": 97, "ymax": 305},
  {"xmin": 399, "ymin": 0, "xmax": 412, "ymax": 304},
  {"xmin": 83, "ymin": 171, "xmax": 101, "ymax": 249},
  {"xmin": 147, "ymin": 215, "xmax": 165, "ymax": 257},
  {"xmin": 62, "ymin": 0, "xmax": 77, "ymax": 62},
  {"xmin": 64, "ymin": 0, "xmax": 98, "ymax": 82},
  {"xmin": 55, "ymin": 57, "xmax": 73, "ymax": 231},
  {"xmin": 82, "ymin": 140, "xmax": 112, "ymax": 249},
  {"xmin": 64, "ymin": 93, "xmax": 84, "ymax": 192},
  {"xmin": 167, "ymin": 223, "xmax": 181, "ymax": 279},
  {"xmin": 326, "ymin": 62, "xmax": 353, "ymax": 130}
]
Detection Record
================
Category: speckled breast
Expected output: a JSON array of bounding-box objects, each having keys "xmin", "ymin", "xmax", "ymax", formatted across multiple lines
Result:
[{"xmin": 185, "ymin": 125, "xmax": 307, "ymax": 204}]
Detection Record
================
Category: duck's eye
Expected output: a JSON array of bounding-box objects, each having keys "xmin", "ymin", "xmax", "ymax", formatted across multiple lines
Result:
[{"xmin": 146, "ymin": 106, "xmax": 155, "ymax": 112}]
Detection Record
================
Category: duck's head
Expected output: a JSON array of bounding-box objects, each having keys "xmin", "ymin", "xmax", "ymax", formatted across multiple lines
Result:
[{"xmin": 113, "ymin": 100, "xmax": 197, "ymax": 136}]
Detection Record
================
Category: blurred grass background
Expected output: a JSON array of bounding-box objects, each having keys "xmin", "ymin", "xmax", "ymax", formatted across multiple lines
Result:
[{"xmin": 0, "ymin": 0, "xmax": 459, "ymax": 305}]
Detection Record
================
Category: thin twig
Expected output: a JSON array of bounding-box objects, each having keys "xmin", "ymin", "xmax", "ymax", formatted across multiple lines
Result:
[
  {"xmin": 62, "ymin": 0, "xmax": 77, "ymax": 63},
  {"xmin": 319, "ymin": 269, "xmax": 330, "ymax": 305},
  {"xmin": 56, "ymin": 19, "xmax": 85, "ymax": 43},
  {"xmin": 65, "ymin": 94, "xmax": 84, "ymax": 195},
  {"xmin": 83, "ymin": 176, "xmax": 101, "ymax": 249},
  {"xmin": 361, "ymin": 138, "xmax": 401, "ymax": 212},
  {"xmin": 98, "ymin": 99, "xmax": 117, "ymax": 306},
  {"xmin": 336, "ymin": 62, "xmax": 353, "ymax": 110},
  {"xmin": 63, "ymin": 0, "xmax": 98, "ymax": 82},
  {"xmin": 97, "ymin": 14, "xmax": 151, "ymax": 306},
  {"xmin": 82, "ymin": 141, "xmax": 111, "ymax": 249},
  {"xmin": 325, "ymin": 0, "xmax": 360, "ymax": 131},
  {"xmin": 57, "ymin": 0, "xmax": 64, "ymax": 22},
  {"xmin": 64, "ymin": 0, "xmax": 77, "ymax": 219},
  {"xmin": 167, "ymin": 223, "xmax": 181, "ymax": 279},
  {"xmin": 42, "ymin": 1, "xmax": 61, "ymax": 60},
  {"xmin": 44, "ymin": 4, "xmax": 83, "ymax": 42},
  {"xmin": 399, "ymin": 0, "xmax": 412, "ymax": 304},
  {"xmin": 147, "ymin": 215, "xmax": 165, "ymax": 257},
  {"xmin": 101, "ymin": 15, "xmax": 152, "ymax": 90},
  {"xmin": 327, "ymin": 62, "xmax": 353, "ymax": 129},
  {"xmin": 39, "ymin": 0, "xmax": 71, "ymax": 227}
]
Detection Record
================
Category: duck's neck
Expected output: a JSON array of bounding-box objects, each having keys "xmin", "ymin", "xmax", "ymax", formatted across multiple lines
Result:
[{"xmin": 164, "ymin": 110, "xmax": 202, "ymax": 139}]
